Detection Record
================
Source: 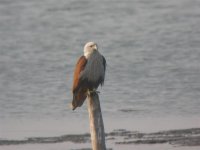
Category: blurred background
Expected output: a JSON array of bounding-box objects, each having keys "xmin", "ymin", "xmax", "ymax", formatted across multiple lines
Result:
[{"xmin": 0, "ymin": 0, "xmax": 200, "ymax": 141}]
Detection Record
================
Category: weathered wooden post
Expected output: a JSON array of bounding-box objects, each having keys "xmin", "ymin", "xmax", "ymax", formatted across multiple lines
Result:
[{"xmin": 87, "ymin": 92, "xmax": 106, "ymax": 150}]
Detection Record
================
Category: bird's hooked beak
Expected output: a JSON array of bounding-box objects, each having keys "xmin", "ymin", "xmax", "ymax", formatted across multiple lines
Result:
[{"xmin": 94, "ymin": 44, "xmax": 98, "ymax": 50}]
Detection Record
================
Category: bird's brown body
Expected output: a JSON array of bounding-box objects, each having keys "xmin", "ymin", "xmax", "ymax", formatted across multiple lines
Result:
[{"xmin": 71, "ymin": 42, "xmax": 106, "ymax": 110}]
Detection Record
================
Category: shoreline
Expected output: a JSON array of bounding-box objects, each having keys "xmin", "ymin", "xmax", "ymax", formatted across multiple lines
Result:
[{"xmin": 1, "ymin": 128, "xmax": 200, "ymax": 149}]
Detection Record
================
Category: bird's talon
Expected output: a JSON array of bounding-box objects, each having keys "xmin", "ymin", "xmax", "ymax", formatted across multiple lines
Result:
[{"xmin": 87, "ymin": 89, "xmax": 100, "ymax": 96}]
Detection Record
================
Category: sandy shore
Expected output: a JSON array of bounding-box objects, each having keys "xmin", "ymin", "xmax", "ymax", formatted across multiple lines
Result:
[{"xmin": 1, "ymin": 128, "xmax": 200, "ymax": 150}]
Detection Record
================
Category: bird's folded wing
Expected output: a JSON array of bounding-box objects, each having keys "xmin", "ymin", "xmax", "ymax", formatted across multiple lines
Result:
[{"xmin": 72, "ymin": 56, "xmax": 87, "ymax": 92}]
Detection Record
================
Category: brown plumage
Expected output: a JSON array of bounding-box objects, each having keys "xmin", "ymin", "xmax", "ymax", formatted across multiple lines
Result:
[
  {"xmin": 71, "ymin": 42, "xmax": 106, "ymax": 110},
  {"xmin": 72, "ymin": 56, "xmax": 88, "ymax": 109}
]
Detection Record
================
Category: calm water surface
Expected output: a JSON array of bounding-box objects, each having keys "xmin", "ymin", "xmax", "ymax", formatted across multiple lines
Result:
[{"xmin": 0, "ymin": 0, "xmax": 200, "ymax": 139}]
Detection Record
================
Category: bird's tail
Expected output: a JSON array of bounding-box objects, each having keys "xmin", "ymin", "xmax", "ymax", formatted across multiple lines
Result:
[{"xmin": 71, "ymin": 89, "xmax": 87, "ymax": 110}]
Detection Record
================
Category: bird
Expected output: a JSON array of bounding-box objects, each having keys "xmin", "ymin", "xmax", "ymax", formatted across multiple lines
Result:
[{"xmin": 71, "ymin": 42, "xmax": 106, "ymax": 110}]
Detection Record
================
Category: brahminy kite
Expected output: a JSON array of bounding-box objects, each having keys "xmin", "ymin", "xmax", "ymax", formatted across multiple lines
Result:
[{"xmin": 71, "ymin": 42, "xmax": 106, "ymax": 110}]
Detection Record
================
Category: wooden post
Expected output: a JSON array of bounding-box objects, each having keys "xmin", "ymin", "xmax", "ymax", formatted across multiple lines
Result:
[{"xmin": 87, "ymin": 92, "xmax": 106, "ymax": 150}]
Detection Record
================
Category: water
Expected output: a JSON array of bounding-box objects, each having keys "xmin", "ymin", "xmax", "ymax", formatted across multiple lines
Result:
[{"xmin": 0, "ymin": 0, "xmax": 200, "ymax": 140}]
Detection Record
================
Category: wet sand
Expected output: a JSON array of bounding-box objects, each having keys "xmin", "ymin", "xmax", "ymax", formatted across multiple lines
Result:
[{"xmin": 1, "ymin": 128, "xmax": 200, "ymax": 150}]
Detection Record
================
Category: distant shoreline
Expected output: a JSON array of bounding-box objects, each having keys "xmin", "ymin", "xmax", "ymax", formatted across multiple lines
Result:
[{"xmin": 1, "ymin": 128, "xmax": 200, "ymax": 147}]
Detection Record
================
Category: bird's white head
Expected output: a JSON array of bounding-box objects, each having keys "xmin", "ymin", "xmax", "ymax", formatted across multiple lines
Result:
[{"xmin": 83, "ymin": 42, "xmax": 98, "ymax": 58}]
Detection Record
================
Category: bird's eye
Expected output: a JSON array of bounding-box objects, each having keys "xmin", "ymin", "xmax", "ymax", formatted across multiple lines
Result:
[{"xmin": 90, "ymin": 45, "xmax": 93, "ymax": 47}]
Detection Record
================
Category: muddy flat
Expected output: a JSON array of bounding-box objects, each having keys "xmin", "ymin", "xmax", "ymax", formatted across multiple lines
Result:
[{"xmin": 1, "ymin": 128, "xmax": 200, "ymax": 150}]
